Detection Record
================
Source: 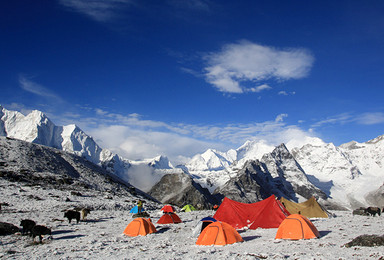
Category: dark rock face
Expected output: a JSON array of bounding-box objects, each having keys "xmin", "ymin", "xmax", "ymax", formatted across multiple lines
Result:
[
  {"xmin": 213, "ymin": 160, "xmax": 279, "ymax": 203},
  {"xmin": 261, "ymin": 144, "xmax": 327, "ymax": 201},
  {"xmin": 213, "ymin": 144, "xmax": 328, "ymax": 204},
  {"xmin": 148, "ymin": 172, "xmax": 218, "ymax": 209}
]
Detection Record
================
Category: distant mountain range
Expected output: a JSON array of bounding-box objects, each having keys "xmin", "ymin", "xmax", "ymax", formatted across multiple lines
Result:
[{"xmin": 1, "ymin": 105, "xmax": 383, "ymax": 209}]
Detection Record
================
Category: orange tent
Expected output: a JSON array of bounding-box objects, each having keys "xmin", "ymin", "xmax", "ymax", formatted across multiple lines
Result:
[
  {"xmin": 275, "ymin": 214, "xmax": 320, "ymax": 240},
  {"xmin": 123, "ymin": 218, "xmax": 157, "ymax": 237},
  {"xmin": 161, "ymin": 205, "xmax": 176, "ymax": 213},
  {"xmin": 157, "ymin": 212, "xmax": 182, "ymax": 224},
  {"xmin": 196, "ymin": 221, "xmax": 243, "ymax": 246}
]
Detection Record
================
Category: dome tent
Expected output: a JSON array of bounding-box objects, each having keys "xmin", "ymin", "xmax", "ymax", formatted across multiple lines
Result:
[
  {"xmin": 192, "ymin": 217, "xmax": 217, "ymax": 237},
  {"xmin": 123, "ymin": 218, "xmax": 156, "ymax": 237},
  {"xmin": 161, "ymin": 205, "xmax": 176, "ymax": 213},
  {"xmin": 181, "ymin": 204, "xmax": 196, "ymax": 212},
  {"xmin": 196, "ymin": 221, "xmax": 243, "ymax": 246},
  {"xmin": 157, "ymin": 212, "xmax": 182, "ymax": 224},
  {"xmin": 275, "ymin": 214, "xmax": 320, "ymax": 240}
]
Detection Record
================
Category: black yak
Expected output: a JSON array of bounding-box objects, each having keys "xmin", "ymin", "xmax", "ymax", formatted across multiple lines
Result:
[
  {"xmin": 20, "ymin": 219, "xmax": 36, "ymax": 235},
  {"xmin": 364, "ymin": 207, "xmax": 381, "ymax": 217},
  {"xmin": 64, "ymin": 210, "xmax": 80, "ymax": 223},
  {"xmin": 31, "ymin": 225, "xmax": 51, "ymax": 242}
]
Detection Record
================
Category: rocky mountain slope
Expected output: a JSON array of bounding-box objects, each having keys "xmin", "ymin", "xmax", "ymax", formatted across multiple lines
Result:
[
  {"xmin": 148, "ymin": 172, "xmax": 218, "ymax": 209},
  {"xmin": 0, "ymin": 136, "xmax": 156, "ymax": 205},
  {"xmin": 0, "ymin": 106, "xmax": 173, "ymax": 192},
  {"xmin": 1, "ymin": 106, "xmax": 383, "ymax": 209},
  {"xmin": 212, "ymin": 144, "xmax": 334, "ymax": 207}
]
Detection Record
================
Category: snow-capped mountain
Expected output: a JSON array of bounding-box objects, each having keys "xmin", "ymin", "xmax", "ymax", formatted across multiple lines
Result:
[
  {"xmin": 185, "ymin": 140, "xmax": 276, "ymax": 193},
  {"xmin": 0, "ymin": 106, "xmax": 173, "ymax": 191},
  {"xmin": 1, "ymin": 105, "xmax": 383, "ymax": 209},
  {"xmin": 291, "ymin": 136, "xmax": 384, "ymax": 209},
  {"xmin": 0, "ymin": 106, "xmax": 103, "ymax": 164},
  {"xmin": 186, "ymin": 140, "xmax": 274, "ymax": 172},
  {"xmin": 212, "ymin": 144, "xmax": 330, "ymax": 208},
  {"xmin": 186, "ymin": 148, "xmax": 236, "ymax": 171},
  {"xmin": 187, "ymin": 131, "xmax": 384, "ymax": 209}
]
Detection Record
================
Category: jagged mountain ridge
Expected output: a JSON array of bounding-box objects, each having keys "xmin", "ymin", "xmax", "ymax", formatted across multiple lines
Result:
[
  {"xmin": 212, "ymin": 144, "xmax": 329, "ymax": 205},
  {"xmin": 0, "ymin": 106, "xmax": 173, "ymax": 191},
  {"xmin": 1, "ymin": 106, "xmax": 384, "ymax": 209}
]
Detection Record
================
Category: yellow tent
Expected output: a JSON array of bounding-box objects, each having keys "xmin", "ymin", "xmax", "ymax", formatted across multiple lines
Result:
[{"xmin": 280, "ymin": 197, "xmax": 328, "ymax": 218}]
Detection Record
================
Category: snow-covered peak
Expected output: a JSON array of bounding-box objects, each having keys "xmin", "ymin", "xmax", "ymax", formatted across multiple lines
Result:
[
  {"xmin": 148, "ymin": 155, "xmax": 173, "ymax": 169},
  {"xmin": 236, "ymin": 139, "xmax": 275, "ymax": 162},
  {"xmin": 286, "ymin": 136, "xmax": 325, "ymax": 151},
  {"xmin": 186, "ymin": 148, "xmax": 234, "ymax": 171},
  {"xmin": 366, "ymin": 134, "xmax": 384, "ymax": 144}
]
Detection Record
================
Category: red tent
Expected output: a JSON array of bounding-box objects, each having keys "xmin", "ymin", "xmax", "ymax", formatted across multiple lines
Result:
[
  {"xmin": 213, "ymin": 195, "xmax": 290, "ymax": 229},
  {"xmin": 161, "ymin": 205, "xmax": 176, "ymax": 213},
  {"xmin": 157, "ymin": 213, "xmax": 182, "ymax": 224}
]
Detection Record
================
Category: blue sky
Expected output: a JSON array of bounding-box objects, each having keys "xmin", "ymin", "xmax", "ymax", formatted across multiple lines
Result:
[{"xmin": 1, "ymin": 0, "xmax": 384, "ymax": 163}]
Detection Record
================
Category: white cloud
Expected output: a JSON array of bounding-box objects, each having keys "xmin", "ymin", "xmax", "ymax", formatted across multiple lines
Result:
[
  {"xmin": 76, "ymin": 108, "xmax": 318, "ymax": 164},
  {"xmin": 275, "ymin": 114, "xmax": 288, "ymax": 123},
  {"xmin": 5, "ymin": 103, "xmax": 319, "ymax": 165},
  {"xmin": 19, "ymin": 76, "xmax": 63, "ymax": 102},
  {"xmin": 311, "ymin": 113, "xmax": 353, "ymax": 128},
  {"xmin": 59, "ymin": 0, "xmax": 133, "ymax": 22},
  {"xmin": 278, "ymin": 91, "xmax": 288, "ymax": 95},
  {"xmin": 248, "ymin": 84, "xmax": 272, "ymax": 93},
  {"xmin": 203, "ymin": 41, "xmax": 314, "ymax": 93},
  {"xmin": 311, "ymin": 112, "xmax": 384, "ymax": 129},
  {"xmin": 356, "ymin": 112, "xmax": 384, "ymax": 125},
  {"xmin": 88, "ymin": 124, "xmax": 222, "ymax": 164}
]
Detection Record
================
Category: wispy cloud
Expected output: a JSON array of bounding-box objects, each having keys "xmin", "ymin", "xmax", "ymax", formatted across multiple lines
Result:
[
  {"xmin": 203, "ymin": 41, "xmax": 314, "ymax": 93},
  {"xmin": 311, "ymin": 112, "xmax": 384, "ymax": 128},
  {"xmin": 355, "ymin": 112, "xmax": 384, "ymax": 125},
  {"xmin": 19, "ymin": 76, "xmax": 63, "ymax": 103},
  {"xmin": 59, "ymin": 0, "xmax": 134, "ymax": 22},
  {"xmin": 311, "ymin": 113, "xmax": 354, "ymax": 128}
]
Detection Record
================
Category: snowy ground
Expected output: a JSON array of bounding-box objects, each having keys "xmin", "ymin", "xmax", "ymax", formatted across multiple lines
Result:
[{"xmin": 1, "ymin": 178, "xmax": 384, "ymax": 260}]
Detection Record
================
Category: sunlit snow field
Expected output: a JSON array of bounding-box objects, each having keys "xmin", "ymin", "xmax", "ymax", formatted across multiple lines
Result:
[{"xmin": 1, "ymin": 178, "xmax": 383, "ymax": 260}]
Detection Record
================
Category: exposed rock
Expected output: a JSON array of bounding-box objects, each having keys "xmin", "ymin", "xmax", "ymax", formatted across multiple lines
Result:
[
  {"xmin": 149, "ymin": 172, "xmax": 218, "ymax": 209},
  {"xmin": 0, "ymin": 136, "xmax": 156, "ymax": 202},
  {"xmin": 345, "ymin": 234, "xmax": 384, "ymax": 247},
  {"xmin": 213, "ymin": 144, "xmax": 328, "ymax": 204},
  {"xmin": 213, "ymin": 160, "xmax": 279, "ymax": 203},
  {"xmin": 262, "ymin": 144, "xmax": 327, "ymax": 200},
  {"xmin": 352, "ymin": 208, "xmax": 368, "ymax": 216}
]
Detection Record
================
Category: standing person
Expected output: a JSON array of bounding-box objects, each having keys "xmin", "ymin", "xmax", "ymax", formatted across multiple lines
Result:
[{"xmin": 137, "ymin": 200, "xmax": 143, "ymax": 213}]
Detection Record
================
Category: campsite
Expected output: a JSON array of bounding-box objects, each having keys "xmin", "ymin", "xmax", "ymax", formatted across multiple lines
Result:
[{"xmin": 1, "ymin": 179, "xmax": 384, "ymax": 260}]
